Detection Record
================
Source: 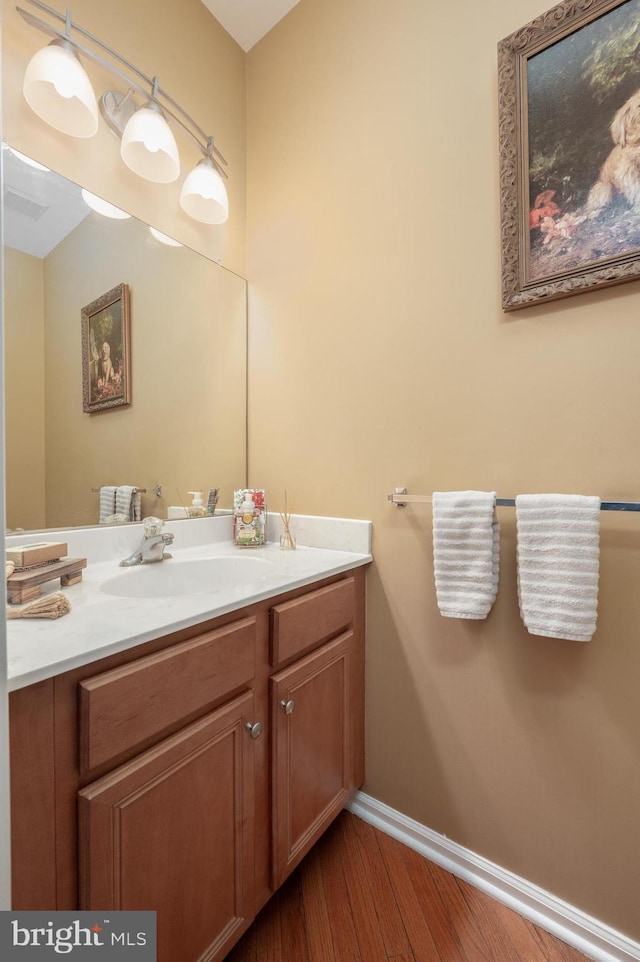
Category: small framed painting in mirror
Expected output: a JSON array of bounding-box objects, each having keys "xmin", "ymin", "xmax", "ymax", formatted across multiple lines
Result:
[{"xmin": 81, "ymin": 282, "xmax": 131, "ymax": 413}]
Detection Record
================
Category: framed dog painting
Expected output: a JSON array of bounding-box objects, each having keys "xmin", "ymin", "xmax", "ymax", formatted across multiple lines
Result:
[{"xmin": 499, "ymin": 0, "xmax": 640, "ymax": 310}]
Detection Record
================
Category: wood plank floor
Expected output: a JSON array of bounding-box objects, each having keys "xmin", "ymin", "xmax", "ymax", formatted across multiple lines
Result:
[{"xmin": 225, "ymin": 811, "xmax": 591, "ymax": 962}]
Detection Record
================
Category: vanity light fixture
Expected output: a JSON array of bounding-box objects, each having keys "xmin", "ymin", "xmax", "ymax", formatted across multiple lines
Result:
[
  {"xmin": 17, "ymin": 0, "xmax": 229, "ymax": 222},
  {"xmin": 81, "ymin": 188, "xmax": 130, "ymax": 219},
  {"xmin": 22, "ymin": 22, "xmax": 99, "ymax": 138},
  {"xmin": 120, "ymin": 82, "xmax": 180, "ymax": 184},
  {"xmin": 180, "ymin": 147, "xmax": 229, "ymax": 225}
]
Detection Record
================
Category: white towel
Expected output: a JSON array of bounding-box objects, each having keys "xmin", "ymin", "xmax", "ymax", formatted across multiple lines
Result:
[
  {"xmin": 432, "ymin": 491, "xmax": 500, "ymax": 619},
  {"xmin": 99, "ymin": 485, "xmax": 117, "ymax": 523},
  {"xmin": 116, "ymin": 485, "xmax": 140, "ymax": 522},
  {"xmin": 515, "ymin": 494, "xmax": 600, "ymax": 642}
]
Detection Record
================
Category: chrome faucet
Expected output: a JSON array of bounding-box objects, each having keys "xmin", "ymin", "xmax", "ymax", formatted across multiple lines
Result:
[{"xmin": 119, "ymin": 517, "xmax": 175, "ymax": 567}]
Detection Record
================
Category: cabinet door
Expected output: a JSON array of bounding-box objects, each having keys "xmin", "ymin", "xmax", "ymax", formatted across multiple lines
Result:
[
  {"xmin": 271, "ymin": 632, "xmax": 353, "ymax": 888},
  {"xmin": 78, "ymin": 690, "xmax": 257, "ymax": 962}
]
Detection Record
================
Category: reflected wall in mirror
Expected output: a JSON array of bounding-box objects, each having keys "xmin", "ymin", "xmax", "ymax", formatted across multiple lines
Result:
[{"xmin": 3, "ymin": 145, "xmax": 247, "ymax": 533}]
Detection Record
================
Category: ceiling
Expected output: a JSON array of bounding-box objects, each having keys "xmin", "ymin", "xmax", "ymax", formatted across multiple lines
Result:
[
  {"xmin": 200, "ymin": 0, "xmax": 301, "ymax": 51},
  {"xmin": 2, "ymin": 147, "xmax": 89, "ymax": 258}
]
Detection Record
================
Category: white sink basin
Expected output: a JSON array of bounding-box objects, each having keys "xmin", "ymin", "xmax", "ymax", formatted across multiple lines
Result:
[{"xmin": 100, "ymin": 555, "xmax": 273, "ymax": 599}]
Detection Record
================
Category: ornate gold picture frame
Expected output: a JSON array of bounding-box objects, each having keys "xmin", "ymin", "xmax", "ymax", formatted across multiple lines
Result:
[
  {"xmin": 499, "ymin": 0, "xmax": 640, "ymax": 310},
  {"xmin": 81, "ymin": 283, "xmax": 131, "ymax": 413}
]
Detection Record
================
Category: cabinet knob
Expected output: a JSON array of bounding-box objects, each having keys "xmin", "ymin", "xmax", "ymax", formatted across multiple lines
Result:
[
  {"xmin": 245, "ymin": 721, "xmax": 263, "ymax": 739},
  {"xmin": 280, "ymin": 699, "xmax": 295, "ymax": 715}
]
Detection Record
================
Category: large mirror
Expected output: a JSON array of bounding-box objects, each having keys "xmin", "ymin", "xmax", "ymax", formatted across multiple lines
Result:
[{"xmin": 2, "ymin": 145, "xmax": 247, "ymax": 532}]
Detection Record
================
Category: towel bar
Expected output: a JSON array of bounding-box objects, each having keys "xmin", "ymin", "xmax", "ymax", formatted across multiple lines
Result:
[
  {"xmin": 387, "ymin": 488, "xmax": 640, "ymax": 512},
  {"xmin": 92, "ymin": 483, "xmax": 163, "ymax": 497}
]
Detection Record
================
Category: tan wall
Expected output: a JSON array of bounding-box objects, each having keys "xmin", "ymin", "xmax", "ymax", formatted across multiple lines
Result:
[
  {"xmin": 247, "ymin": 0, "xmax": 640, "ymax": 942},
  {"xmin": 3, "ymin": 248, "xmax": 45, "ymax": 530},
  {"xmin": 2, "ymin": 0, "xmax": 246, "ymax": 275},
  {"xmin": 40, "ymin": 214, "xmax": 246, "ymax": 527}
]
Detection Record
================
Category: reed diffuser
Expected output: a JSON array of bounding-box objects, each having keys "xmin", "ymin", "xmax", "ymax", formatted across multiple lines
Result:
[{"xmin": 279, "ymin": 491, "xmax": 296, "ymax": 550}]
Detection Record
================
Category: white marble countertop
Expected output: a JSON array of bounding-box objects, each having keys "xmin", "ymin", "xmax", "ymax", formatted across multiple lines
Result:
[{"xmin": 6, "ymin": 515, "xmax": 372, "ymax": 691}]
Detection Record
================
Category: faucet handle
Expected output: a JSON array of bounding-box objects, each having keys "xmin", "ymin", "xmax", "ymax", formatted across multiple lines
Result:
[{"xmin": 143, "ymin": 516, "xmax": 164, "ymax": 537}]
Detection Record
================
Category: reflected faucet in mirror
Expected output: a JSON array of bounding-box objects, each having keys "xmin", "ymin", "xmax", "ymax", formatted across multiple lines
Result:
[{"xmin": 2, "ymin": 144, "xmax": 248, "ymax": 535}]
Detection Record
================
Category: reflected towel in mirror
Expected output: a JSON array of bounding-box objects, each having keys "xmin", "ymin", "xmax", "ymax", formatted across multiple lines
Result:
[
  {"xmin": 116, "ymin": 485, "xmax": 141, "ymax": 522},
  {"xmin": 99, "ymin": 485, "xmax": 117, "ymax": 523}
]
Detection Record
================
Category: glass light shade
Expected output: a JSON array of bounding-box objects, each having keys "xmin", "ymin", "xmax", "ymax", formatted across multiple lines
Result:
[
  {"xmin": 179, "ymin": 157, "xmax": 229, "ymax": 225},
  {"xmin": 8, "ymin": 147, "xmax": 50, "ymax": 172},
  {"xmin": 81, "ymin": 188, "xmax": 130, "ymax": 219},
  {"xmin": 149, "ymin": 226, "xmax": 182, "ymax": 247},
  {"xmin": 22, "ymin": 40, "xmax": 99, "ymax": 138},
  {"xmin": 120, "ymin": 104, "xmax": 180, "ymax": 183}
]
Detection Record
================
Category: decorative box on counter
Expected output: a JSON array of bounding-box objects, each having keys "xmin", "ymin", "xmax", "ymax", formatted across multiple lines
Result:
[
  {"xmin": 6, "ymin": 541, "xmax": 86, "ymax": 604},
  {"xmin": 7, "ymin": 541, "xmax": 68, "ymax": 568},
  {"xmin": 233, "ymin": 489, "xmax": 266, "ymax": 547}
]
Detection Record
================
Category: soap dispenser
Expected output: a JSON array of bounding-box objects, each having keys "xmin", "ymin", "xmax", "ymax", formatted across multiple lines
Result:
[
  {"xmin": 233, "ymin": 488, "xmax": 266, "ymax": 546},
  {"xmin": 187, "ymin": 491, "xmax": 206, "ymax": 518},
  {"xmin": 240, "ymin": 492, "xmax": 255, "ymax": 524}
]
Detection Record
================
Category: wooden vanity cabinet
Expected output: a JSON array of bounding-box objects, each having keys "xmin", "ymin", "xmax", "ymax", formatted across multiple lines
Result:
[
  {"xmin": 9, "ymin": 566, "xmax": 366, "ymax": 962},
  {"xmin": 269, "ymin": 577, "xmax": 364, "ymax": 889}
]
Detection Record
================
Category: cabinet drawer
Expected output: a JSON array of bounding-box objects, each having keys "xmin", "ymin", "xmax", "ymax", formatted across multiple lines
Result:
[
  {"xmin": 270, "ymin": 578, "xmax": 354, "ymax": 668},
  {"xmin": 79, "ymin": 616, "xmax": 256, "ymax": 773}
]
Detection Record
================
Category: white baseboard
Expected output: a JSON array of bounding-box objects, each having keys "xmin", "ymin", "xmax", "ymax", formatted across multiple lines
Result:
[{"xmin": 348, "ymin": 791, "xmax": 640, "ymax": 962}]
